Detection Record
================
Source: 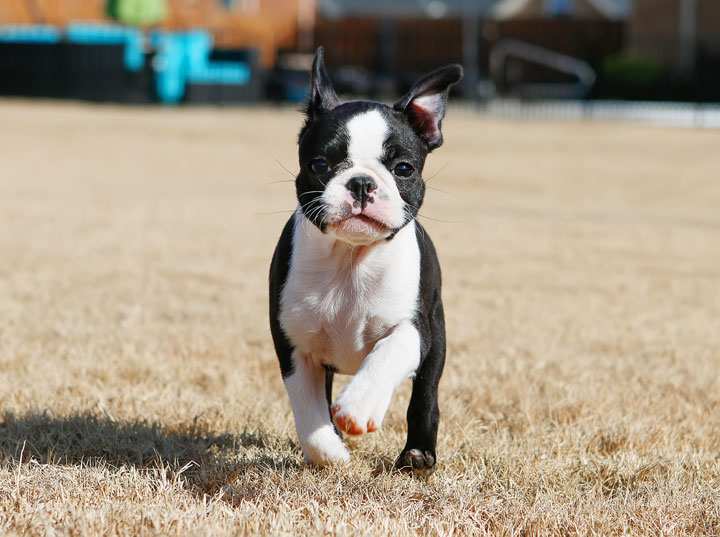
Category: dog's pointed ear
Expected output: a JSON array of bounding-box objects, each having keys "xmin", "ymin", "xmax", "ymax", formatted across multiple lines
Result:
[
  {"xmin": 393, "ymin": 64, "xmax": 463, "ymax": 150},
  {"xmin": 306, "ymin": 47, "xmax": 339, "ymax": 120}
]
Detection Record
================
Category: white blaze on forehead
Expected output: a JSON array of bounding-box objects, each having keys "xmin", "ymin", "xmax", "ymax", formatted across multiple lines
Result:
[
  {"xmin": 320, "ymin": 108, "xmax": 406, "ymax": 235},
  {"xmin": 346, "ymin": 110, "xmax": 388, "ymax": 165}
]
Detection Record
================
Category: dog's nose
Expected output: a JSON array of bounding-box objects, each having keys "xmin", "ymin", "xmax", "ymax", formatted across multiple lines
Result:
[{"xmin": 345, "ymin": 175, "xmax": 377, "ymax": 209}]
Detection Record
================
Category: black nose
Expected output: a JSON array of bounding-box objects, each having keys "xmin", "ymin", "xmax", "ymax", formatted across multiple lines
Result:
[{"xmin": 345, "ymin": 175, "xmax": 377, "ymax": 209}]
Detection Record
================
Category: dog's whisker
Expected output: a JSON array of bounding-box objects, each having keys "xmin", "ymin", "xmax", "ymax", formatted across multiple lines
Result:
[
  {"xmin": 302, "ymin": 213, "xmax": 315, "ymax": 236},
  {"xmin": 301, "ymin": 197, "xmax": 320, "ymax": 211},
  {"xmin": 426, "ymin": 186, "xmax": 458, "ymax": 198},
  {"xmin": 268, "ymin": 152, "xmax": 296, "ymax": 178},
  {"xmin": 424, "ymin": 162, "xmax": 449, "ymax": 184},
  {"xmin": 303, "ymin": 201, "xmax": 326, "ymax": 225},
  {"xmin": 403, "ymin": 202, "xmax": 456, "ymax": 225},
  {"xmin": 257, "ymin": 210, "xmax": 297, "ymax": 216},
  {"xmin": 310, "ymin": 207, "xmax": 326, "ymax": 224},
  {"xmin": 417, "ymin": 213, "xmax": 457, "ymax": 224},
  {"xmin": 300, "ymin": 200, "xmax": 323, "ymax": 214},
  {"xmin": 298, "ymin": 191, "xmax": 326, "ymax": 197}
]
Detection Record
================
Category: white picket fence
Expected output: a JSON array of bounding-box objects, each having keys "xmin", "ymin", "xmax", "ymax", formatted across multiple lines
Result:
[{"xmin": 466, "ymin": 99, "xmax": 720, "ymax": 129}]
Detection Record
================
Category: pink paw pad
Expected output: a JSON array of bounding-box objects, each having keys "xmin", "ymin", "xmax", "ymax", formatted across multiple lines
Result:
[{"xmin": 331, "ymin": 406, "xmax": 378, "ymax": 435}]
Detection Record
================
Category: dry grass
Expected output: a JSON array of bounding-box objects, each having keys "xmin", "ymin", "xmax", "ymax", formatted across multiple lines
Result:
[{"xmin": 1, "ymin": 100, "xmax": 719, "ymax": 536}]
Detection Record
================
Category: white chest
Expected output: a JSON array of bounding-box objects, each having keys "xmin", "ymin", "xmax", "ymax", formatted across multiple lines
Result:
[{"xmin": 279, "ymin": 214, "xmax": 420, "ymax": 374}]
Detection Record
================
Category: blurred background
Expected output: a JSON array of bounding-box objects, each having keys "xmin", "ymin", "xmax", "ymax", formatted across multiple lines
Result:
[{"xmin": 0, "ymin": 0, "xmax": 719, "ymax": 122}]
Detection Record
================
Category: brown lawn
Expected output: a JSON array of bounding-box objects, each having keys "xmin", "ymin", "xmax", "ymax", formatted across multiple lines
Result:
[{"xmin": 1, "ymin": 100, "xmax": 719, "ymax": 536}]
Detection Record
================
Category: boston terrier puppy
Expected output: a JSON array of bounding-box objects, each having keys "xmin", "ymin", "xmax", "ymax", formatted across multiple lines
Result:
[{"xmin": 269, "ymin": 48, "xmax": 462, "ymax": 477}]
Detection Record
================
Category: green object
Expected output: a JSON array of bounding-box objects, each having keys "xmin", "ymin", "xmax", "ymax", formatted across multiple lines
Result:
[
  {"xmin": 106, "ymin": 0, "xmax": 168, "ymax": 27},
  {"xmin": 602, "ymin": 53, "xmax": 665, "ymax": 87}
]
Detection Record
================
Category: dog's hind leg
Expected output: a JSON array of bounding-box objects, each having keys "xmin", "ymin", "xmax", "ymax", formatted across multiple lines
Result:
[
  {"xmin": 284, "ymin": 352, "xmax": 350, "ymax": 465},
  {"xmin": 395, "ymin": 297, "xmax": 446, "ymax": 478},
  {"xmin": 324, "ymin": 367, "xmax": 343, "ymax": 438}
]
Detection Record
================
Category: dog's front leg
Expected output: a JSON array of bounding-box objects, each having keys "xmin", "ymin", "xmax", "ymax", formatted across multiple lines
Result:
[
  {"xmin": 331, "ymin": 321, "xmax": 421, "ymax": 435},
  {"xmin": 284, "ymin": 351, "xmax": 350, "ymax": 466}
]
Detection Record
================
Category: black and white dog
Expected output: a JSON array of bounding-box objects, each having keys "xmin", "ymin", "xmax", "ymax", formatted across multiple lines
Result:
[{"xmin": 269, "ymin": 48, "xmax": 462, "ymax": 476}]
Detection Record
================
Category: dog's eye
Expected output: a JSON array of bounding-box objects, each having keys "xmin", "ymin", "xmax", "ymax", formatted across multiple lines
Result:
[
  {"xmin": 393, "ymin": 162, "xmax": 414, "ymax": 178},
  {"xmin": 308, "ymin": 158, "xmax": 330, "ymax": 175}
]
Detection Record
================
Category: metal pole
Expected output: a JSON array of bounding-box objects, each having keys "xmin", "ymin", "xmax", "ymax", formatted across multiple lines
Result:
[
  {"xmin": 462, "ymin": 14, "xmax": 480, "ymax": 99},
  {"xmin": 679, "ymin": 0, "xmax": 697, "ymax": 75}
]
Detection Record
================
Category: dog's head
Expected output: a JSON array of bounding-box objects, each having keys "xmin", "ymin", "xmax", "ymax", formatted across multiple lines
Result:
[{"xmin": 295, "ymin": 48, "xmax": 462, "ymax": 246}]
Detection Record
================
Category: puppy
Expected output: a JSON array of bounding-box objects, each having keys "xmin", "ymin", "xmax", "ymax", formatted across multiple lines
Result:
[{"xmin": 269, "ymin": 48, "xmax": 462, "ymax": 476}]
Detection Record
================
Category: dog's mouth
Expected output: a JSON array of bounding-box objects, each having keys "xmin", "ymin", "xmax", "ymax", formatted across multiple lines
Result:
[
  {"xmin": 326, "ymin": 211, "xmax": 393, "ymax": 243},
  {"xmin": 338, "ymin": 213, "xmax": 390, "ymax": 231}
]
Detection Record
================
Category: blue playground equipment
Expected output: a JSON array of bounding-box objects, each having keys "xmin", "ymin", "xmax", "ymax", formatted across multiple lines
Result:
[
  {"xmin": 151, "ymin": 30, "xmax": 251, "ymax": 103},
  {"xmin": 0, "ymin": 23, "xmax": 257, "ymax": 104},
  {"xmin": 0, "ymin": 24, "xmax": 61, "ymax": 43}
]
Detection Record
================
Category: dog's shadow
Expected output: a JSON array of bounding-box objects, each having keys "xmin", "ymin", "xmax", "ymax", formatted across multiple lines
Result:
[{"xmin": 0, "ymin": 410, "xmax": 303, "ymax": 500}]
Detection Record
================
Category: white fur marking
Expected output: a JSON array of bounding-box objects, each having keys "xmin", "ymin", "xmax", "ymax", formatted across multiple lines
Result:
[
  {"xmin": 279, "ymin": 212, "xmax": 422, "ymax": 464},
  {"xmin": 320, "ymin": 110, "xmax": 407, "ymax": 237},
  {"xmin": 346, "ymin": 110, "xmax": 388, "ymax": 164},
  {"xmin": 284, "ymin": 350, "xmax": 350, "ymax": 465},
  {"xmin": 281, "ymin": 212, "xmax": 420, "ymax": 374}
]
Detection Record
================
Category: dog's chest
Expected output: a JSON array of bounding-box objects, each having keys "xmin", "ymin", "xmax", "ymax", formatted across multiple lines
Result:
[{"xmin": 280, "ymin": 218, "xmax": 420, "ymax": 374}]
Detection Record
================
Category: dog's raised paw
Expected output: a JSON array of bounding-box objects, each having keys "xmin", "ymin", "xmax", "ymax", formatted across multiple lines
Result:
[
  {"xmin": 331, "ymin": 405, "xmax": 378, "ymax": 435},
  {"xmin": 394, "ymin": 449, "xmax": 436, "ymax": 479},
  {"xmin": 330, "ymin": 377, "xmax": 391, "ymax": 436}
]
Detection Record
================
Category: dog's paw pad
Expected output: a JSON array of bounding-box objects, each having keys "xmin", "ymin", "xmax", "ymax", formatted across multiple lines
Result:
[
  {"xmin": 331, "ymin": 406, "xmax": 379, "ymax": 436},
  {"xmin": 395, "ymin": 449, "xmax": 436, "ymax": 479},
  {"xmin": 333, "ymin": 414, "xmax": 364, "ymax": 435}
]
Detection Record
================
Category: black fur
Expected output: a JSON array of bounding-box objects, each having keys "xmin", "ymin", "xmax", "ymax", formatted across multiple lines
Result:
[
  {"xmin": 268, "ymin": 216, "xmax": 295, "ymax": 378},
  {"xmin": 396, "ymin": 222, "xmax": 446, "ymax": 475}
]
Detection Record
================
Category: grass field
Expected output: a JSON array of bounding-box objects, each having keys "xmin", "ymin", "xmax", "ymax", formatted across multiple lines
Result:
[{"xmin": 1, "ymin": 100, "xmax": 719, "ymax": 536}]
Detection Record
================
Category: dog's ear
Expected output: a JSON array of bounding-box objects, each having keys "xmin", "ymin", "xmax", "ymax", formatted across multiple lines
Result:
[
  {"xmin": 306, "ymin": 47, "xmax": 339, "ymax": 120},
  {"xmin": 393, "ymin": 65, "xmax": 463, "ymax": 150}
]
